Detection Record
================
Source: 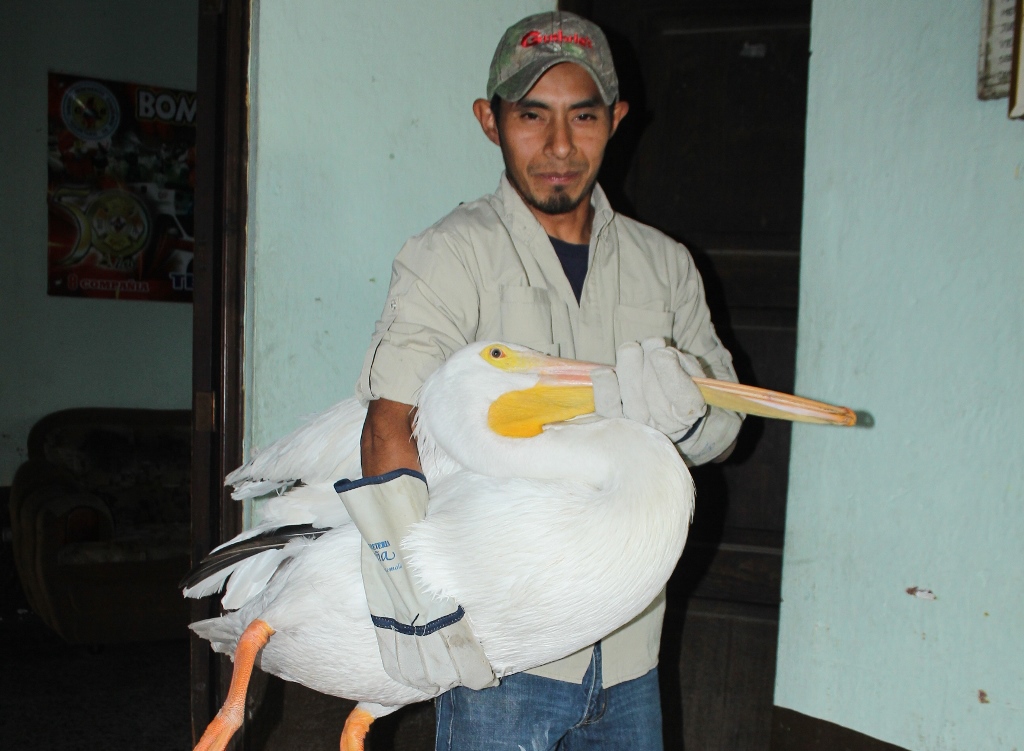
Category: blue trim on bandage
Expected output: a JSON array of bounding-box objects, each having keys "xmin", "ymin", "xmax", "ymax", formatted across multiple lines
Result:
[
  {"xmin": 370, "ymin": 605, "xmax": 466, "ymax": 636},
  {"xmin": 333, "ymin": 468, "xmax": 426, "ymax": 493}
]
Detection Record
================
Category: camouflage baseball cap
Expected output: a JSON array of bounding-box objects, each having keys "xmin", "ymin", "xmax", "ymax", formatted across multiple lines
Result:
[{"xmin": 487, "ymin": 11, "xmax": 619, "ymax": 105}]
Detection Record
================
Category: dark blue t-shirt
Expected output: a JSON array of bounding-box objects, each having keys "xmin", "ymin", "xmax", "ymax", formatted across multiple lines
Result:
[{"xmin": 548, "ymin": 236, "xmax": 588, "ymax": 304}]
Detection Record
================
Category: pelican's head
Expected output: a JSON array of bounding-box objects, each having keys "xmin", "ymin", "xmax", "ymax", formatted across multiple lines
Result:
[
  {"xmin": 414, "ymin": 342, "xmax": 602, "ymax": 476},
  {"xmin": 476, "ymin": 343, "xmax": 601, "ymax": 437}
]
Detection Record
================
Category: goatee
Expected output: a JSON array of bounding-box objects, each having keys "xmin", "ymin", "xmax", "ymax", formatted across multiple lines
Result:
[
  {"xmin": 530, "ymin": 189, "xmax": 581, "ymax": 215},
  {"xmin": 506, "ymin": 170, "xmax": 595, "ymax": 217}
]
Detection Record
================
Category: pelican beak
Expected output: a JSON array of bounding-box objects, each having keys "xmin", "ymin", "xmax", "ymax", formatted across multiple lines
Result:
[
  {"xmin": 691, "ymin": 378, "xmax": 857, "ymax": 426},
  {"xmin": 484, "ymin": 345, "xmax": 599, "ymax": 438},
  {"xmin": 482, "ymin": 343, "xmax": 857, "ymax": 436}
]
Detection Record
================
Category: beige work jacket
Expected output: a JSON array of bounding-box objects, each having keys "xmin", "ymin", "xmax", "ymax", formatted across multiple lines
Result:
[{"xmin": 357, "ymin": 174, "xmax": 741, "ymax": 686}]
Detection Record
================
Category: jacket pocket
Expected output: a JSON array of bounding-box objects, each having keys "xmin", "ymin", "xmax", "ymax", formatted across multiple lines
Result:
[
  {"xmin": 614, "ymin": 304, "xmax": 675, "ymax": 347},
  {"xmin": 499, "ymin": 286, "xmax": 559, "ymax": 356}
]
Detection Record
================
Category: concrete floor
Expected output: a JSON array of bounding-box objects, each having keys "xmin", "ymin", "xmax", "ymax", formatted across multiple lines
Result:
[
  {"xmin": 245, "ymin": 678, "xmax": 436, "ymax": 751},
  {"xmin": 0, "ymin": 608, "xmax": 190, "ymax": 750}
]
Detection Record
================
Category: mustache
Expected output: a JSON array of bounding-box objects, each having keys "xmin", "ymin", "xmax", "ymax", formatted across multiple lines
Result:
[{"xmin": 527, "ymin": 163, "xmax": 589, "ymax": 175}]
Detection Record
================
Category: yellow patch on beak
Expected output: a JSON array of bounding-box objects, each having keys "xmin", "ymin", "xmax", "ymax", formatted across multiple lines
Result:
[{"xmin": 488, "ymin": 384, "xmax": 596, "ymax": 438}]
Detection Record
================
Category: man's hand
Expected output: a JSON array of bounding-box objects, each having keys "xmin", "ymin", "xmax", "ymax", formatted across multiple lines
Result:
[{"xmin": 592, "ymin": 337, "xmax": 708, "ymax": 442}]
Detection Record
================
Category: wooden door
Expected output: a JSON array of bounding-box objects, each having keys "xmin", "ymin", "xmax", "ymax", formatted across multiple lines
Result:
[
  {"xmin": 190, "ymin": 0, "xmax": 249, "ymax": 745},
  {"xmin": 565, "ymin": 1, "xmax": 811, "ymax": 748}
]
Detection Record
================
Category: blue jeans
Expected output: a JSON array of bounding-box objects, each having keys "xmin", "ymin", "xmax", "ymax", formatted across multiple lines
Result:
[{"xmin": 434, "ymin": 643, "xmax": 663, "ymax": 750}]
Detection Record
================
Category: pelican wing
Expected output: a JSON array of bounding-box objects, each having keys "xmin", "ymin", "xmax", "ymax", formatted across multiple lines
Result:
[
  {"xmin": 181, "ymin": 524, "xmax": 326, "ymax": 606},
  {"xmin": 226, "ymin": 397, "xmax": 367, "ymax": 500}
]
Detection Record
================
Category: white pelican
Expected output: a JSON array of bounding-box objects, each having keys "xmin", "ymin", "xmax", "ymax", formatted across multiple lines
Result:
[{"xmin": 183, "ymin": 341, "xmax": 854, "ymax": 751}]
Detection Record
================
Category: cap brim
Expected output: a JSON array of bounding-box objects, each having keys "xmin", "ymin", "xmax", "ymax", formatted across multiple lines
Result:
[{"xmin": 491, "ymin": 58, "xmax": 616, "ymax": 105}]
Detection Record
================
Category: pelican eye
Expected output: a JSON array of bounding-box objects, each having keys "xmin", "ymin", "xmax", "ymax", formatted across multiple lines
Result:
[{"xmin": 489, "ymin": 347, "xmax": 505, "ymax": 359}]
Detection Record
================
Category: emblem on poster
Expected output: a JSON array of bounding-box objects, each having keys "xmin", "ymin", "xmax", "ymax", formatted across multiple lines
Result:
[{"xmin": 47, "ymin": 72, "xmax": 195, "ymax": 302}]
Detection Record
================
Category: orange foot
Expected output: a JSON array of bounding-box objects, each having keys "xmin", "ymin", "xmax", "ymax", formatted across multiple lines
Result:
[
  {"xmin": 339, "ymin": 706, "xmax": 375, "ymax": 751},
  {"xmin": 194, "ymin": 619, "xmax": 275, "ymax": 751},
  {"xmin": 193, "ymin": 711, "xmax": 238, "ymax": 751}
]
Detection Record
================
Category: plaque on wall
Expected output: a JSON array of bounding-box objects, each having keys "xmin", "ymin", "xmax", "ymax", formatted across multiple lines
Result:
[
  {"xmin": 978, "ymin": 0, "xmax": 1018, "ymax": 100},
  {"xmin": 47, "ymin": 72, "xmax": 196, "ymax": 302}
]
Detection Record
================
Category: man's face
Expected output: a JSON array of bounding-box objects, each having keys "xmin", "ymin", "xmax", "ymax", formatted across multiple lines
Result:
[{"xmin": 480, "ymin": 63, "xmax": 628, "ymax": 217}]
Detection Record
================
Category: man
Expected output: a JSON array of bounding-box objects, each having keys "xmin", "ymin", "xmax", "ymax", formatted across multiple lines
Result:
[{"xmin": 356, "ymin": 11, "xmax": 741, "ymax": 750}]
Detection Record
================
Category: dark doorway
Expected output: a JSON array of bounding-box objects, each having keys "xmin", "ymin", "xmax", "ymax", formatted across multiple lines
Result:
[{"xmin": 563, "ymin": 1, "xmax": 812, "ymax": 748}]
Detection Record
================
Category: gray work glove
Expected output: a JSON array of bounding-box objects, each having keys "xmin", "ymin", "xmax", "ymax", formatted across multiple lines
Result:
[
  {"xmin": 592, "ymin": 337, "xmax": 708, "ymax": 443},
  {"xmin": 336, "ymin": 470, "xmax": 496, "ymax": 693}
]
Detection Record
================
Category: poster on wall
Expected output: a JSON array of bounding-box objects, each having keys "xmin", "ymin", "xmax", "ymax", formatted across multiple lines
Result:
[{"xmin": 47, "ymin": 72, "xmax": 196, "ymax": 302}]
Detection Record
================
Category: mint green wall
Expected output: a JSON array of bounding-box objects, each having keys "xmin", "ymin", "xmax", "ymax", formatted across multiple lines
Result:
[
  {"xmin": 776, "ymin": 2, "xmax": 1023, "ymax": 748},
  {"xmin": 0, "ymin": 1, "xmax": 196, "ymax": 484},
  {"xmin": 246, "ymin": 0, "xmax": 553, "ymax": 450}
]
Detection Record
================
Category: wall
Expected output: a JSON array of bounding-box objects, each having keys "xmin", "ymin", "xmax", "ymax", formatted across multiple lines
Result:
[
  {"xmin": 776, "ymin": 2, "xmax": 1024, "ymax": 748},
  {"xmin": 0, "ymin": 0, "xmax": 197, "ymax": 484},
  {"xmin": 245, "ymin": 0, "xmax": 553, "ymax": 450}
]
